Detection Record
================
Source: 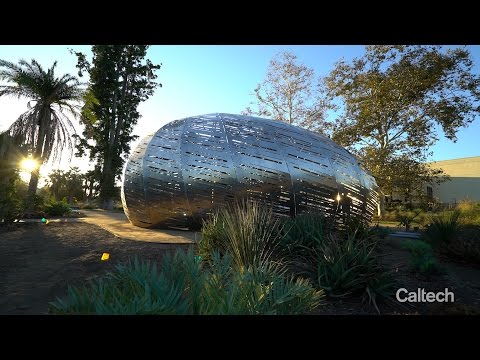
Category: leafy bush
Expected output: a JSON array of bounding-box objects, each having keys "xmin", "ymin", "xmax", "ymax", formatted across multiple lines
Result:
[
  {"xmin": 381, "ymin": 209, "xmax": 398, "ymax": 222},
  {"xmin": 425, "ymin": 210, "xmax": 480, "ymax": 266},
  {"xmin": 0, "ymin": 134, "xmax": 25, "ymax": 225},
  {"xmin": 20, "ymin": 193, "xmax": 48, "ymax": 218},
  {"xmin": 382, "ymin": 206, "xmax": 430, "ymax": 229},
  {"xmin": 45, "ymin": 199, "xmax": 72, "ymax": 216},
  {"xmin": 199, "ymin": 200, "xmax": 285, "ymax": 271},
  {"xmin": 401, "ymin": 240, "xmax": 443, "ymax": 275},
  {"xmin": 0, "ymin": 174, "xmax": 22, "ymax": 226},
  {"xmin": 396, "ymin": 208, "xmax": 426, "ymax": 230},
  {"xmin": 371, "ymin": 225, "xmax": 392, "ymax": 239},
  {"xmin": 425, "ymin": 210, "xmax": 461, "ymax": 246},
  {"xmin": 436, "ymin": 225, "xmax": 480, "ymax": 266},
  {"xmin": 49, "ymin": 250, "xmax": 323, "ymax": 315}
]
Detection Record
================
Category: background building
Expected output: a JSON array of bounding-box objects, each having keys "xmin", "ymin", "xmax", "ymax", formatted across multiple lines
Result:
[{"xmin": 428, "ymin": 156, "xmax": 480, "ymax": 204}]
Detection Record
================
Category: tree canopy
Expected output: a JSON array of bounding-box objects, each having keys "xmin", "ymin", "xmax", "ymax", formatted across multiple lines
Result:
[
  {"xmin": 72, "ymin": 45, "xmax": 161, "ymax": 209},
  {"xmin": 243, "ymin": 51, "xmax": 332, "ymax": 133},
  {"xmin": 325, "ymin": 45, "xmax": 480, "ymax": 202}
]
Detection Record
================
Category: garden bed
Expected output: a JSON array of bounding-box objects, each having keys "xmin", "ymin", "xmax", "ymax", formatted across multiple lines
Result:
[{"xmin": 1, "ymin": 222, "xmax": 478, "ymax": 315}]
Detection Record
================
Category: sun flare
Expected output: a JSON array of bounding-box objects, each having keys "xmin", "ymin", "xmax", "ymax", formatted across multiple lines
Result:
[{"xmin": 20, "ymin": 158, "xmax": 38, "ymax": 172}]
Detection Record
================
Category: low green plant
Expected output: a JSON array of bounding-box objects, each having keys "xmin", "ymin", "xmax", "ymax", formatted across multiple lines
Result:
[
  {"xmin": 425, "ymin": 210, "xmax": 461, "ymax": 246},
  {"xmin": 199, "ymin": 200, "xmax": 285, "ymax": 271},
  {"xmin": 371, "ymin": 225, "xmax": 392, "ymax": 239},
  {"xmin": 49, "ymin": 250, "xmax": 323, "ymax": 315},
  {"xmin": 80, "ymin": 201, "xmax": 98, "ymax": 210},
  {"xmin": 456, "ymin": 200, "xmax": 480, "ymax": 226},
  {"xmin": 280, "ymin": 213, "xmax": 332, "ymax": 255},
  {"xmin": 44, "ymin": 199, "xmax": 72, "ymax": 216},
  {"xmin": 314, "ymin": 231, "xmax": 396, "ymax": 312},
  {"xmin": 382, "ymin": 206, "xmax": 430, "ymax": 229},
  {"xmin": 436, "ymin": 225, "xmax": 480, "ymax": 266},
  {"xmin": 397, "ymin": 208, "xmax": 424, "ymax": 231},
  {"xmin": 0, "ymin": 176, "xmax": 23, "ymax": 226},
  {"xmin": 401, "ymin": 240, "xmax": 443, "ymax": 275},
  {"xmin": 280, "ymin": 215, "xmax": 396, "ymax": 313},
  {"xmin": 457, "ymin": 199, "xmax": 477, "ymax": 214}
]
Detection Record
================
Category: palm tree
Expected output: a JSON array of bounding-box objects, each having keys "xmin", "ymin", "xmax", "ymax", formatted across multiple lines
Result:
[{"xmin": 0, "ymin": 59, "xmax": 83, "ymax": 213}]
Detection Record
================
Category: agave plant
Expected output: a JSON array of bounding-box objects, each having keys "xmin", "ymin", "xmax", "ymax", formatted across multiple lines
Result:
[{"xmin": 49, "ymin": 249, "xmax": 324, "ymax": 315}]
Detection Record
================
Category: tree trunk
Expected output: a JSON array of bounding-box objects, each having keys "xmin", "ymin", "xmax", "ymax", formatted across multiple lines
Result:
[
  {"xmin": 377, "ymin": 194, "xmax": 385, "ymax": 218},
  {"xmin": 88, "ymin": 180, "xmax": 94, "ymax": 199},
  {"xmin": 25, "ymin": 106, "xmax": 49, "ymax": 215},
  {"xmin": 101, "ymin": 152, "xmax": 115, "ymax": 210},
  {"xmin": 26, "ymin": 167, "xmax": 40, "ymax": 214},
  {"xmin": 102, "ymin": 197, "xmax": 114, "ymax": 211}
]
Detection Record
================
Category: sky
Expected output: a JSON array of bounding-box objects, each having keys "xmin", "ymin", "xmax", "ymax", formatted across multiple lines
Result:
[{"xmin": 0, "ymin": 45, "xmax": 479, "ymax": 183}]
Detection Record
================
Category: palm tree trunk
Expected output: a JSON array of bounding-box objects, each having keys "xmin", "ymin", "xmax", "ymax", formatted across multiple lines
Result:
[
  {"xmin": 26, "ymin": 168, "xmax": 40, "ymax": 214},
  {"xmin": 25, "ymin": 106, "xmax": 49, "ymax": 215}
]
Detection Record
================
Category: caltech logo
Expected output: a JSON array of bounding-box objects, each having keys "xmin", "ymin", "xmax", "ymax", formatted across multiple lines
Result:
[{"xmin": 396, "ymin": 288, "xmax": 455, "ymax": 303}]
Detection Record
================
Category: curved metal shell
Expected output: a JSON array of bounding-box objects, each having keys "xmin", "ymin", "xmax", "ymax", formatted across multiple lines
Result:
[{"xmin": 121, "ymin": 113, "xmax": 379, "ymax": 229}]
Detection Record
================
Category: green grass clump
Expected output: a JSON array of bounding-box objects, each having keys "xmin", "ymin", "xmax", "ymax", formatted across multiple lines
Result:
[
  {"xmin": 49, "ymin": 250, "xmax": 323, "ymax": 315},
  {"xmin": 199, "ymin": 200, "xmax": 285, "ymax": 271},
  {"xmin": 401, "ymin": 240, "xmax": 443, "ymax": 275}
]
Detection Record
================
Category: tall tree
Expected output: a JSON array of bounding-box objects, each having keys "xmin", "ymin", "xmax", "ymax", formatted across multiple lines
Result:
[
  {"xmin": 83, "ymin": 167, "xmax": 101, "ymax": 200},
  {"xmin": 326, "ymin": 45, "xmax": 480, "ymax": 205},
  {"xmin": 46, "ymin": 167, "xmax": 85, "ymax": 204},
  {"xmin": 0, "ymin": 59, "xmax": 83, "ymax": 213},
  {"xmin": 73, "ymin": 46, "xmax": 161, "ymax": 210},
  {"xmin": 243, "ymin": 51, "xmax": 331, "ymax": 133}
]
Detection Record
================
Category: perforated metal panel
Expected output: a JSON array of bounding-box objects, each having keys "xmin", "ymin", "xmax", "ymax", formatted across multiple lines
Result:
[{"xmin": 121, "ymin": 113, "xmax": 379, "ymax": 229}]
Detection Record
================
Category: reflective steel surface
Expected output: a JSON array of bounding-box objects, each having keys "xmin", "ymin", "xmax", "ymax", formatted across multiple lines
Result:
[{"xmin": 121, "ymin": 113, "xmax": 379, "ymax": 229}]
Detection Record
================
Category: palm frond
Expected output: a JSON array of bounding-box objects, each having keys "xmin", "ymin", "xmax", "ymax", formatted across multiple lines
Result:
[{"xmin": 0, "ymin": 58, "xmax": 83, "ymax": 165}]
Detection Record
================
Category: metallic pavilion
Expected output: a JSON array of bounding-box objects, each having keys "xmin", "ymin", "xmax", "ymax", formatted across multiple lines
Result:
[{"xmin": 121, "ymin": 113, "xmax": 379, "ymax": 229}]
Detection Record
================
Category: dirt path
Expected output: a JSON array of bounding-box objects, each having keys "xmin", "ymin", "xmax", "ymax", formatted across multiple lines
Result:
[
  {"xmin": 79, "ymin": 210, "xmax": 200, "ymax": 244},
  {"xmin": 0, "ymin": 222, "xmax": 192, "ymax": 315},
  {"xmin": 379, "ymin": 236, "xmax": 480, "ymax": 314}
]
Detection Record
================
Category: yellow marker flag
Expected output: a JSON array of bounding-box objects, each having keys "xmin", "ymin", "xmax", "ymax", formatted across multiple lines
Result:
[
  {"xmin": 45, "ymin": 219, "xmax": 50, "ymax": 225},
  {"xmin": 101, "ymin": 253, "xmax": 110, "ymax": 261}
]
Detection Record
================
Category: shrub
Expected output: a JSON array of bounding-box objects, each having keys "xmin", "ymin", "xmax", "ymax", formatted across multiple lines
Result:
[
  {"xmin": 49, "ymin": 250, "xmax": 323, "ymax": 315},
  {"xmin": 425, "ymin": 210, "xmax": 461, "ymax": 246},
  {"xmin": 396, "ymin": 208, "xmax": 425, "ymax": 231},
  {"xmin": 401, "ymin": 240, "xmax": 443, "ymax": 275},
  {"xmin": 437, "ymin": 225, "xmax": 480, "ymax": 266},
  {"xmin": 45, "ymin": 199, "xmax": 72, "ymax": 216},
  {"xmin": 199, "ymin": 200, "xmax": 285, "ymax": 271},
  {"xmin": 280, "ymin": 212, "xmax": 332, "ymax": 255},
  {"xmin": 381, "ymin": 209, "xmax": 398, "ymax": 222},
  {"xmin": 371, "ymin": 225, "xmax": 392, "ymax": 239},
  {"xmin": 456, "ymin": 199, "xmax": 477, "ymax": 214},
  {"xmin": 279, "ymin": 214, "xmax": 396, "ymax": 313},
  {"xmin": 456, "ymin": 200, "xmax": 480, "ymax": 226},
  {"xmin": 20, "ymin": 193, "xmax": 47, "ymax": 218},
  {"xmin": 382, "ymin": 207, "xmax": 429, "ymax": 229},
  {"xmin": 0, "ymin": 175, "xmax": 23, "ymax": 226},
  {"xmin": 314, "ymin": 231, "xmax": 396, "ymax": 312}
]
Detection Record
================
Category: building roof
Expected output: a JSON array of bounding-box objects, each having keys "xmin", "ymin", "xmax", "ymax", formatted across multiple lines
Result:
[{"xmin": 428, "ymin": 156, "xmax": 480, "ymax": 177}]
